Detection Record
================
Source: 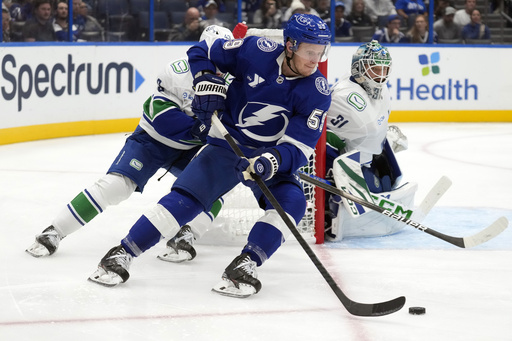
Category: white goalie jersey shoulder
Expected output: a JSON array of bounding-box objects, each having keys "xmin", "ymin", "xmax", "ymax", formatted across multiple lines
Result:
[{"xmin": 327, "ymin": 75, "xmax": 391, "ymax": 164}]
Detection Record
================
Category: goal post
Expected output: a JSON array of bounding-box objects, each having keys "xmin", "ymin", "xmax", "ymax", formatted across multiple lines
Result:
[{"xmin": 314, "ymin": 60, "xmax": 328, "ymax": 244}]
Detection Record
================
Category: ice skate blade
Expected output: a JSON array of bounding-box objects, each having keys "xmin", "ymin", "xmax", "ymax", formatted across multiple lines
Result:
[
  {"xmin": 88, "ymin": 268, "xmax": 124, "ymax": 287},
  {"xmin": 157, "ymin": 249, "xmax": 192, "ymax": 263},
  {"xmin": 211, "ymin": 279, "xmax": 257, "ymax": 298},
  {"xmin": 25, "ymin": 241, "xmax": 50, "ymax": 258}
]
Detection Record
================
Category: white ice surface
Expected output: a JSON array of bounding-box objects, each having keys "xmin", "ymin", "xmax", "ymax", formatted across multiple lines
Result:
[{"xmin": 1, "ymin": 123, "xmax": 511, "ymax": 341}]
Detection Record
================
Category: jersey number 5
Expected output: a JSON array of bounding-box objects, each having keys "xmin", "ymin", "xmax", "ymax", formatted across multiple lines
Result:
[{"xmin": 307, "ymin": 109, "xmax": 326, "ymax": 131}]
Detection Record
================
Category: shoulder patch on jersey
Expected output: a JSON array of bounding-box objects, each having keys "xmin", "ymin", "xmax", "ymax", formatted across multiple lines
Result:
[
  {"xmin": 256, "ymin": 37, "xmax": 278, "ymax": 52},
  {"xmin": 170, "ymin": 59, "xmax": 190, "ymax": 74},
  {"xmin": 347, "ymin": 92, "xmax": 367, "ymax": 111},
  {"xmin": 223, "ymin": 39, "xmax": 244, "ymax": 49},
  {"xmin": 315, "ymin": 77, "xmax": 330, "ymax": 96}
]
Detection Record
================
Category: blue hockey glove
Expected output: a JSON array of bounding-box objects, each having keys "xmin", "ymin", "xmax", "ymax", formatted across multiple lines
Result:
[
  {"xmin": 192, "ymin": 73, "xmax": 227, "ymax": 127},
  {"xmin": 235, "ymin": 149, "xmax": 280, "ymax": 187},
  {"xmin": 190, "ymin": 119, "xmax": 209, "ymax": 144}
]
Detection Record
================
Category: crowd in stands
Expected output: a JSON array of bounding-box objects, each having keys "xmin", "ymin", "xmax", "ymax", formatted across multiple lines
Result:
[{"xmin": 1, "ymin": 0, "xmax": 510, "ymax": 43}]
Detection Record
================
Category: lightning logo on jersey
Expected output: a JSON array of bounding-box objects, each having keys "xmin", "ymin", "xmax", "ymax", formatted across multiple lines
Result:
[{"xmin": 236, "ymin": 102, "xmax": 290, "ymax": 142}]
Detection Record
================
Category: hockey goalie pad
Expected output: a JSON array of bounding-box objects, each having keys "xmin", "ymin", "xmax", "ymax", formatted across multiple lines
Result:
[
  {"xmin": 326, "ymin": 181, "xmax": 418, "ymax": 241},
  {"xmin": 331, "ymin": 150, "xmax": 376, "ymax": 218}
]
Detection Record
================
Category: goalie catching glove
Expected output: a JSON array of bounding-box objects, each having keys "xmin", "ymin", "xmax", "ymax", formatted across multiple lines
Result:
[
  {"xmin": 235, "ymin": 149, "xmax": 280, "ymax": 187},
  {"xmin": 192, "ymin": 72, "xmax": 228, "ymax": 127}
]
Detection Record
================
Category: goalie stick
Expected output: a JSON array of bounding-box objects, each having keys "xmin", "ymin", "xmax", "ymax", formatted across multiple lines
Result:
[
  {"xmin": 411, "ymin": 176, "xmax": 452, "ymax": 221},
  {"xmin": 298, "ymin": 171, "xmax": 509, "ymax": 248},
  {"xmin": 211, "ymin": 113, "xmax": 405, "ymax": 317}
]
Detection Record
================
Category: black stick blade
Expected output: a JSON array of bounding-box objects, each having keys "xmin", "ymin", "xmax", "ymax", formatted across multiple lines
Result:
[{"xmin": 347, "ymin": 296, "xmax": 406, "ymax": 317}]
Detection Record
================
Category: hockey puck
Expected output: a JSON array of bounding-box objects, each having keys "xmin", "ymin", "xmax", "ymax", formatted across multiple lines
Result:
[{"xmin": 409, "ymin": 307, "xmax": 426, "ymax": 315}]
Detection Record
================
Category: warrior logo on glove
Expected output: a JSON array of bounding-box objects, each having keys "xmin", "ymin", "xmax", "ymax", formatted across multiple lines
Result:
[{"xmin": 195, "ymin": 83, "xmax": 228, "ymax": 96}]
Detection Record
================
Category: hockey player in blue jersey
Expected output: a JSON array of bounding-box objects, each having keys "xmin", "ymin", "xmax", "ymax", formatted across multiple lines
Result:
[
  {"xmin": 26, "ymin": 25, "xmax": 234, "ymax": 263},
  {"xmin": 88, "ymin": 13, "xmax": 332, "ymax": 298}
]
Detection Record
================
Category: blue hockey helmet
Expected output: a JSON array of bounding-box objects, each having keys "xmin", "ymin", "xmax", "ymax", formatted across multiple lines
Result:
[
  {"xmin": 351, "ymin": 40, "xmax": 392, "ymax": 99},
  {"xmin": 283, "ymin": 13, "xmax": 332, "ymax": 62}
]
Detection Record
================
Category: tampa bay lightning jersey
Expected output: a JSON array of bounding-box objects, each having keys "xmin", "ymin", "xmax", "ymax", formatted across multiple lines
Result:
[
  {"xmin": 138, "ymin": 58, "xmax": 202, "ymax": 150},
  {"xmin": 187, "ymin": 36, "xmax": 331, "ymax": 173}
]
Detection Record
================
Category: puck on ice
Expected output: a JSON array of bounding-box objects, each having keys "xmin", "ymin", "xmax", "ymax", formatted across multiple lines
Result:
[{"xmin": 409, "ymin": 307, "xmax": 426, "ymax": 315}]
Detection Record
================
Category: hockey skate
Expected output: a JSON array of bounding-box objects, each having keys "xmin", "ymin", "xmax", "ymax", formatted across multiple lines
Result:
[
  {"xmin": 157, "ymin": 225, "xmax": 197, "ymax": 263},
  {"xmin": 88, "ymin": 245, "xmax": 132, "ymax": 287},
  {"xmin": 212, "ymin": 253, "xmax": 262, "ymax": 298},
  {"xmin": 26, "ymin": 226, "xmax": 63, "ymax": 257}
]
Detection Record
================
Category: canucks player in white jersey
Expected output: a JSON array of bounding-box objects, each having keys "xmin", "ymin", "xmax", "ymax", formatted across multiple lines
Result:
[
  {"xmin": 26, "ymin": 26, "xmax": 235, "ymax": 263},
  {"xmin": 87, "ymin": 14, "xmax": 332, "ymax": 298},
  {"xmin": 324, "ymin": 40, "xmax": 415, "ymax": 241}
]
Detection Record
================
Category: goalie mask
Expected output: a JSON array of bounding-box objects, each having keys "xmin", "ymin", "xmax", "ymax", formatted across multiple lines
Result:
[
  {"xmin": 200, "ymin": 25, "xmax": 234, "ymax": 47},
  {"xmin": 351, "ymin": 40, "xmax": 392, "ymax": 99},
  {"xmin": 283, "ymin": 13, "xmax": 332, "ymax": 63}
]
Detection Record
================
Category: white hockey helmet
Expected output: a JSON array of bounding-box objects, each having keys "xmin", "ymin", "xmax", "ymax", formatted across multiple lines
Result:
[
  {"xmin": 200, "ymin": 25, "xmax": 234, "ymax": 46},
  {"xmin": 351, "ymin": 40, "xmax": 392, "ymax": 99}
]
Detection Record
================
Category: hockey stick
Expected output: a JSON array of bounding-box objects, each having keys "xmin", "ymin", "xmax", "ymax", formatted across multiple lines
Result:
[
  {"xmin": 211, "ymin": 113, "xmax": 405, "ymax": 317},
  {"xmin": 411, "ymin": 176, "xmax": 452, "ymax": 221},
  {"xmin": 298, "ymin": 171, "xmax": 509, "ymax": 248}
]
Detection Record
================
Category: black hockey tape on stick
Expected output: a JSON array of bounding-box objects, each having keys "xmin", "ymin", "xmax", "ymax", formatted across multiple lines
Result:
[
  {"xmin": 211, "ymin": 112, "xmax": 405, "ymax": 317},
  {"xmin": 298, "ymin": 171, "xmax": 509, "ymax": 249}
]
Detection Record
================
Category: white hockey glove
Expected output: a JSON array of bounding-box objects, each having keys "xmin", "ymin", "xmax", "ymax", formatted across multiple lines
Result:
[
  {"xmin": 387, "ymin": 125, "xmax": 408, "ymax": 153},
  {"xmin": 235, "ymin": 149, "xmax": 280, "ymax": 187}
]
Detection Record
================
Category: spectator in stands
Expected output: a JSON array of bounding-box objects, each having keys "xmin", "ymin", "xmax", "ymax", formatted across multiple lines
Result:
[
  {"xmin": 434, "ymin": 0, "xmax": 452, "ymax": 21},
  {"xmin": 8, "ymin": 0, "xmax": 32, "ymax": 22},
  {"xmin": 200, "ymin": 0, "xmax": 230, "ymax": 29},
  {"xmin": 282, "ymin": 0, "xmax": 315, "ymax": 23},
  {"xmin": 395, "ymin": 0, "xmax": 426, "ymax": 28},
  {"xmin": 301, "ymin": 0, "xmax": 320, "ymax": 16},
  {"xmin": 2, "ymin": 4, "xmax": 11, "ymax": 42},
  {"xmin": 372, "ymin": 14, "xmax": 407, "ymax": 42},
  {"xmin": 53, "ymin": 1, "xmax": 79, "ymax": 41},
  {"xmin": 365, "ymin": 0, "xmax": 397, "ymax": 27},
  {"xmin": 454, "ymin": 0, "xmax": 476, "ymax": 27},
  {"xmin": 346, "ymin": 0, "xmax": 373, "ymax": 27},
  {"xmin": 71, "ymin": 0, "xmax": 85, "ymax": 34},
  {"xmin": 403, "ymin": 14, "xmax": 437, "ymax": 42},
  {"xmin": 462, "ymin": 8, "xmax": 490, "ymax": 41},
  {"xmin": 239, "ymin": 0, "xmax": 262, "ymax": 23},
  {"xmin": 197, "ymin": 0, "xmax": 226, "ymax": 15},
  {"xmin": 253, "ymin": 0, "xmax": 282, "ymax": 28},
  {"xmin": 315, "ymin": 0, "xmax": 330, "ymax": 20},
  {"xmin": 433, "ymin": 6, "xmax": 461, "ymax": 41},
  {"xmin": 281, "ymin": 0, "xmax": 305, "ymax": 25},
  {"xmin": 168, "ymin": 6, "xmax": 203, "ymax": 41},
  {"xmin": 22, "ymin": 0, "xmax": 56, "ymax": 41},
  {"xmin": 333, "ymin": 1, "xmax": 352, "ymax": 37},
  {"xmin": 78, "ymin": 0, "xmax": 103, "ymax": 41}
]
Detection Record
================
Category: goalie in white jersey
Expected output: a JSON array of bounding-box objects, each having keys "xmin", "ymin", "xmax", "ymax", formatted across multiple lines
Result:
[
  {"xmin": 26, "ymin": 25, "xmax": 235, "ymax": 263},
  {"xmin": 325, "ymin": 40, "xmax": 415, "ymax": 241}
]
